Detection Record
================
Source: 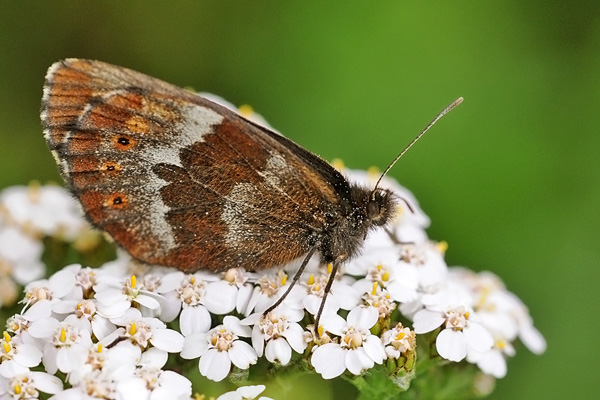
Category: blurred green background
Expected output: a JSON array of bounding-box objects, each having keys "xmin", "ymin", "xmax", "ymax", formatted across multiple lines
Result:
[{"xmin": 1, "ymin": 1, "xmax": 598, "ymax": 399}]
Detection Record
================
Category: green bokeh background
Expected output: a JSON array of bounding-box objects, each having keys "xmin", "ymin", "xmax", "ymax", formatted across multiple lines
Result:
[{"xmin": 1, "ymin": 2, "xmax": 598, "ymax": 399}]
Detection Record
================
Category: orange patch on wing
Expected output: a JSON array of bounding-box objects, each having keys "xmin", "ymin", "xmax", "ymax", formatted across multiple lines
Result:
[
  {"xmin": 70, "ymin": 155, "xmax": 101, "ymax": 173},
  {"xmin": 125, "ymin": 115, "xmax": 149, "ymax": 134},
  {"xmin": 108, "ymin": 92, "xmax": 144, "ymax": 110},
  {"xmin": 79, "ymin": 191, "xmax": 107, "ymax": 221},
  {"xmin": 68, "ymin": 131, "xmax": 104, "ymax": 154}
]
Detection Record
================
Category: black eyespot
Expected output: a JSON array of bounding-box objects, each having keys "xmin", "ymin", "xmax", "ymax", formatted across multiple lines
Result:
[
  {"xmin": 117, "ymin": 137, "xmax": 130, "ymax": 146},
  {"xmin": 106, "ymin": 165, "xmax": 115, "ymax": 171},
  {"xmin": 113, "ymin": 197, "xmax": 122, "ymax": 205}
]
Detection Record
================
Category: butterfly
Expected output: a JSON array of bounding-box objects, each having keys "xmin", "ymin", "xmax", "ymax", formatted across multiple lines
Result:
[{"xmin": 41, "ymin": 59, "xmax": 461, "ymax": 327}]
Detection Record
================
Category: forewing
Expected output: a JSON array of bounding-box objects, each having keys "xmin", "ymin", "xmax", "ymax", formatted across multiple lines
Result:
[{"xmin": 41, "ymin": 59, "xmax": 348, "ymax": 271}]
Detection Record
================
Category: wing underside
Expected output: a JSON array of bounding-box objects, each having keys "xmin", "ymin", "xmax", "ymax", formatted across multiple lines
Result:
[{"xmin": 42, "ymin": 59, "xmax": 351, "ymax": 271}]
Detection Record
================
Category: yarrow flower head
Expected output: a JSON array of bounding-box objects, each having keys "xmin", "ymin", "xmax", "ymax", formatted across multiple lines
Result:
[
  {"xmin": 181, "ymin": 316, "xmax": 257, "ymax": 382},
  {"xmin": 381, "ymin": 323, "xmax": 416, "ymax": 360},
  {"xmin": 311, "ymin": 307, "xmax": 386, "ymax": 379},
  {"xmin": 0, "ymin": 97, "xmax": 545, "ymax": 399},
  {"xmin": 244, "ymin": 305, "xmax": 307, "ymax": 366}
]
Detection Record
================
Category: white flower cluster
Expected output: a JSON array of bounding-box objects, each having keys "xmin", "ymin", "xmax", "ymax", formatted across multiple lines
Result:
[
  {"xmin": 0, "ymin": 184, "xmax": 89, "ymax": 309},
  {"xmin": 0, "ymin": 168, "xmax": 546, "ymax": 398},
  {"xmin": 0, "ymin": 96, "xmax": 547, "ymax": 399}
]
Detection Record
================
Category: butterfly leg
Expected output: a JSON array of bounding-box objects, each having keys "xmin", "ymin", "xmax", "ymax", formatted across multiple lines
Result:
[
  {"xmin": 313, "ymin": 257, "xmax": 346, "ymax": 337},
  {"xmin": 263, "ymin": 244, "xmax": 319, "ymax": 316}
]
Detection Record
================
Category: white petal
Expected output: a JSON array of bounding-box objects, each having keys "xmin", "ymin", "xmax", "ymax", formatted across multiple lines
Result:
[
  {"xmin": 319, "ymin": 314, "xmax": 346, "ymax": 336},
  {"xmin": 109, "ymin": 307, "xmax": 141, "ymax": 325},
  {"xmin": 42, "ymin": 343, "xmax": 58, "ymax": 374},
  {"xmin": 216, "ymin": 391, "xmax": 240, "ymax": 400},
  {"xmin": 281, "ymin": 323, "xmax": 307, "ymax": 354},
  {"xmin": 236, "ymin": 284, "xmax": 253, "ymax": 314},
  {"xmin": 116, "ymin": 377, "xmax": 148, "ymax": 400},
  {"xmin": 346, "ymin": 347, "xmax": 374, "ymax": 375},
  {"xmin": 157, "ymin": 271, "xmax": 185, "ymax": 292},
  {"xmin": 151, "ymin": 383, "xmax": 189, "ymax": 400},
  {"xmin": 519, "ymin": 323, "xmax": 547, "ymax": 355},
  {"xmin": 240, "ymin": 312, "xmax": 261, "ymax": 326},
  {"xmin": 475, "ymin": 349, "xmax": 507, "ymax": 378},
  {"xmin": 50, "ymin": 387, "xmax": 87, "ymax": 399},
  {"xmin": 91, "ymin": 315, "xmax": 117, "ymax": 341},
  {"xmin": 279, "ymin": 285, "xmax": 305, "ymax": 311},
  {"xmin": 265, "ymin": 337, "xmax": 291, "ymax": 365},
  {"xmin": 199, "ymin": 349, "xmax": 231, "ymax": 382},
  {"xmin": 229, "ymin": 341, "xmax": 258, "ymax": 369},
  {"xmin": 278, "ymin": 303, "xmax": 305, "ymax": 322},
  {"xmin": 0, "ymin": 226, "xmax": 42, "ymax": 262},
  {"xmin": 251, "ymin": 325, "xmax": 264, "ymax": 357},
  {"xmin": 204, "ymin": 281, "xmax": 237, "ymax": 314},
  {"xmin": 311, "ymin": 344, "xmax": 346, "ymax": 379},
  {"xmin": 436, "ymin": 329, "xmax": 467, "ymax": 362},
  {"xmin": 94, "ymin": 287, "xmax": 127, "ymax": 305},
  {"xmin": 23, "ymin": 300, "xmax": 52, "ymax": 321},
  {"xmin": 393, "ymin": 263, "xmax": 419, "ymax": 288},
  {"xmin": 236, "ymin": 385, "xmax": 266, "ymax": 398},
  {"xmin": 49, "ymin": 269, "xmax": 76, "ymax": 298},
  {"xmin": 362, "ymin": 336, "xmax": 386, "ymax": 364},
  {"xmin": 412, "ymin": 309, "xmax": 445, "ymax": 334},
  {"xmin": 13, "ymin": 344, "xmax": 42, "ymax": 367},
  {"xmin": 139, "ymin": 347, "xmax": 168, "ymax": 368},
  {"xmin": 144, "ymin": 316, "xmax": 167, "ymax": 330},
  {"xmin": 244, "ymin": 287, "xmax": 262, "ymax": 316},
  {"xmin": 157, "ymin": 370, "xmax": 192, "ymax": 395},
  {"xmin": 150, "ymin": 329, "xmax": 184, "ymax": 353},
  {"xmin": 156, "ymin": 292, "xmax": 182, "ymax": 323},
  {"xmin": 181, "ymin": 332, "xmax": 209, "ymax": 359},
  {"xmin": 28, "ymin": 317, "xmax": 60, "ymax": 339},
  {"xmin": 332, "ymin": 282, "xmax": 360, "ymax": 310},
  {"xmin": 223, "ymin": 316, "xmax": 251, "ymax": 337},
  {"xmin": 102, "ymin": 341, "xmax": 140, "ymax": 374},
  {"xmin": 180, "ymin": 306, "xmax": 211, "ymax": 337},
  {"xmin": 386, "ymin": 281, "xmax": 418, "ymax": 303},
  {"xmin": 97, "ymin": 300, "xmax": 131, "ymax": 319},
  {"xmin": 385, "ymin": 346, "xmax": 401, "ymax": 359},
  {"xmin": 347, "ymin": 307, "xmax": 378, "ymax": 331},
  {"xmin": 135, "ymin": 294, "xmax": 161, "ymax": 310},
  {"xmin": 0, "ymin": 360, "xmax": 28, "ymax": 378},
  {"xmin": 51, "ymin": 300, "xmax": 78, "ymax": 314},
  {"xmin": 13, "ymin": 260, "xmax": 45, "ymax": 286},
  {"xmin": 464, "ymin": 323, "xmax": 493, "ymax": 353},
  {"xmin": 31, "ymin": 371, "xmax": 63, "ymax": 394},
  {"xmin": 302, "ymin": 295, "xmax": 322, "ymax": 316},
  {"xmin": 56, "ymin": 346, "xmax": 86, "ymax": 373}
]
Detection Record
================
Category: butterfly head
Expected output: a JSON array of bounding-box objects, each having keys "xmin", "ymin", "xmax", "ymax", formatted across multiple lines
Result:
[{"xmin": 366, "ymin": 188, "xmax": 396, "ymax": 227}]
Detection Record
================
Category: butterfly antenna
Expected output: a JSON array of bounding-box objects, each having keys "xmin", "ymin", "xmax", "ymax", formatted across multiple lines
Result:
[{"xmin": 372, "ymin": 97, "xmax": 464, "ymax": 194}]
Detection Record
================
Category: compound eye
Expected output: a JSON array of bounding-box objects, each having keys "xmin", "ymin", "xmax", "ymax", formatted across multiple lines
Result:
[{"xmin": 367, "ymin": 200, "xmax": 381, "ymax": 219}]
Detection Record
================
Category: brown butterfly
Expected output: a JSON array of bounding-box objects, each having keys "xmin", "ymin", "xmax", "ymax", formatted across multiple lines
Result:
[{"xmin": 41, "ymin": 59, "xmax": 461, "ymax": 326}]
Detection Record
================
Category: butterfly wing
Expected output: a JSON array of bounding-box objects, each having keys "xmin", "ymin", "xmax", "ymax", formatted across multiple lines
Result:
[{"xmin": 41, "ymin": 59, "xmax": 353, "ymax": 271}]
